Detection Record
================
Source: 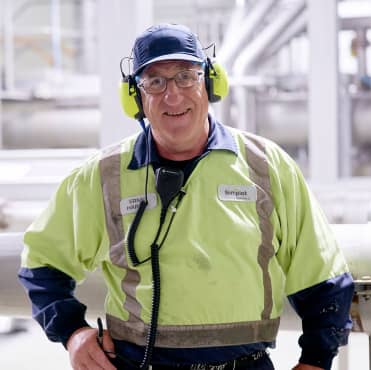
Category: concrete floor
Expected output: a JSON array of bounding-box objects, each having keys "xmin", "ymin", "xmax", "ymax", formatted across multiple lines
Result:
[
  {"xmin": 0, "ymin": 318, "xmax": 69, "ymax": 370},
  {"xmin": 0, "ymin": 318, "xmax": 369, "ymax": 369}
]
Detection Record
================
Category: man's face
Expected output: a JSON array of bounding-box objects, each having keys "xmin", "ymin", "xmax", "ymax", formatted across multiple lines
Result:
[{"xmin": 138, "ymin": 60, "xmax": 209, "ymax": 160}]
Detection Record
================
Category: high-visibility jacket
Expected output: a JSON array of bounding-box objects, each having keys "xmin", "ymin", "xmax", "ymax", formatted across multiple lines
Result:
[{"xmin": 21, "ymin": 124, "xmax": 349, "ymax": 348}]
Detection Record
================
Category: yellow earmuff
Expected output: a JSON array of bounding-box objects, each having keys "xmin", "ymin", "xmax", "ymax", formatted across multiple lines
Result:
[
  {"xmin": 119, "ymin": 75, "xmax": 145, "ymax": 120},
  {"xmin": 206, "ymin": 61, "xmax": 229, "ymax": 103}
]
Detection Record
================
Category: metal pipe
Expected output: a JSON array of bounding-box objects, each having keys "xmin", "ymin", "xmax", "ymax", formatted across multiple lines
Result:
[
  {"xmin": 259, "ymin": 9, "xmax": 307, "ymax": 62},
  {"xmin": 339, "ymin": 87, "xmax": 352, "ymax": 178},
  {"xmin": 79, "ymin": 0, "xmax": 96, "ymax": 73},
  {"xmin": 0, "ymin": 70, "xmax": 2, "ymax": 149},
  {"xmin": 230, "ymin": 1, "xmax": 306, "ymax": 132},
  {"xmin": 3, "ymin": 0, "xmax": 16, "ymax": 91},
  {"xmin": 232, "ymin": 0, "xmax": 306, "ymax": 75},
  {"xmin": 50, "ymin": 0, "xmax": 62, "ymax": 70},
  {"xmin": 3, "ymin": 108, "xmax": 100, "ymax": 149},
  {"xmin": 354, "ymin": 28, "xmax": 369, "ymax": 79},
  {"xmin": 307, "ymin": 0, "xmax": 339, "ymax": 182},
  {"xmin": 218, "ymin": 0, "xmax": 278, "ymax": 68}
]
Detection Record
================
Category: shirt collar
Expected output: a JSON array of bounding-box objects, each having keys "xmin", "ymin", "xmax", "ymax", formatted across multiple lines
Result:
[{"xmin": 128, "ymin": 114, "xmax": 238, "ymax": 170}]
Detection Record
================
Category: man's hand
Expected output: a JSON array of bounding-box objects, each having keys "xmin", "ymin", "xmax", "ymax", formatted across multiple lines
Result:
[
  {"xmin": 66, "ymin": 326, "xmax": 117, "ymax": 370},
  {"xmin": 292, "ymin": 364, "xmax": 324, "ymax": 370}
]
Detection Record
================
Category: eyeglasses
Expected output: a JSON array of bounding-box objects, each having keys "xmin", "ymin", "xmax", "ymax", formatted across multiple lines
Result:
[{"xmin": 137, "ymin": 69, "xmax": 204, "ymax": 94}]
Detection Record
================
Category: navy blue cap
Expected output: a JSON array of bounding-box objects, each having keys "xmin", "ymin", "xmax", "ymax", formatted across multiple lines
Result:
[{"xmin": 132, "ymin": 24, "xmax": 206, "ymax": 75}]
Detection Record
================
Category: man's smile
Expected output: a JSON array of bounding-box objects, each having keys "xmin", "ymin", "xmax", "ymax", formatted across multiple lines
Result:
[{"xmin": 164, "ymin": 108, "xmax": 191, "ymax": 117}]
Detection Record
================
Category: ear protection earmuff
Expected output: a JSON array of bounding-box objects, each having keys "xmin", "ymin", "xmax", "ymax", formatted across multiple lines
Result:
[
  {"xmin": 119, "ymin": 74, "xmax": 145, "ymax": 120},
  {"xmin": 205, "ymin": 58, "xmax": 229, "ymax": 103},
  {"xmin": 119, "ymin": 59, "xmax": 229, "ymax": 119}
]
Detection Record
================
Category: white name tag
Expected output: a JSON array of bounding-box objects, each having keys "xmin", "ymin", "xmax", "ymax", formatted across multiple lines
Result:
[
  {"xmin": 218, "ymin": 185, "xmax": 257, "ymax": 202},
  {"xmin": 120, "ymin": 193, "xmax": 157, "ymax": 215}
]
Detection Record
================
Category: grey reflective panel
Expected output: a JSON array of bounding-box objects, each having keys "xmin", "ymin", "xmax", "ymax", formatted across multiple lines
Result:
[
  {"xmin": 99, "ymin": 144, "xmax": 142, "ymax": 323},
  {"xmin": 242, "ymin": 133, "xmax": 275, "ymax": 320},
  {"xmin": 107, "ymin": 314, "xmax": 280, "ymax": 347}
]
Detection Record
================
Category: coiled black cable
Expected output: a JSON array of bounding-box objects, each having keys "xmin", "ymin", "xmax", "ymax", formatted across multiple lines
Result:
[
  {"xmin": 140, "ymin": 242, "xmax": 161, "ymax": 370},
  {"xmin": 127, "ymin": 119, "xmax": 150, "ymax": 266},
  {"xmin": 127, "ymin": 200, "xmax": 148, "ymax": 266},
  {"xmin": 137, "ymin": 206, "xmax": 166, "ymax": 370},
  {"xmin": 127, "ymin": 164, "xmax": 185, "ymax": 368},
  {"xmin": 134, "ymin": 193, "xmax": 185, "ymax": 370}
]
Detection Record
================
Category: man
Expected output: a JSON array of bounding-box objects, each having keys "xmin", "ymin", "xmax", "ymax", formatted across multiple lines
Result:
[{"xmin": 19, "ymin": 23, "xmax": 354, "ymax": 370}]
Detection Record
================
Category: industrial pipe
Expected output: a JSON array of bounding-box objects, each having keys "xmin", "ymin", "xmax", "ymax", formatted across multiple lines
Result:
[{"xmin": 218, "ymin": 0, "xmax": 278, "ymax": 69}]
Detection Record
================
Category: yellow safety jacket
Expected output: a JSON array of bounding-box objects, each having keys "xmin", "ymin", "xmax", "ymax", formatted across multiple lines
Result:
[{"xmin": 21, "ymin": 125, "xmax": 349, "ymax": 348}]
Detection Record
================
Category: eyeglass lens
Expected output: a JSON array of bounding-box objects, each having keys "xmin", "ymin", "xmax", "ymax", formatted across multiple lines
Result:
[{"xmin": 139, "ymin": 70, "xmax": 203, "ymax": 94}]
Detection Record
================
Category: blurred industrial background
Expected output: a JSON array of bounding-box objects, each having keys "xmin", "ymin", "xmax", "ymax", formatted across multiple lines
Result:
[{"xmin": 0, "ymin": 0, "xmax": 371, "ymax": 369}]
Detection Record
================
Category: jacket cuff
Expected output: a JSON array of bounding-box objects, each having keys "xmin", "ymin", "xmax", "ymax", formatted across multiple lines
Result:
[
  {"xmin": 61, "ymin": 319, "xmax": 91, "ymax": 349},
  {"xmin": 299, "ymin": 348, "xmax": 337, "ymax": 370}
]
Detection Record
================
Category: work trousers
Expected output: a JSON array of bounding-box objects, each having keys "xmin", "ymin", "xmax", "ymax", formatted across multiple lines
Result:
[{"xmin": 109, "ymin": 351, "xmax": 275, "ymax": 370}]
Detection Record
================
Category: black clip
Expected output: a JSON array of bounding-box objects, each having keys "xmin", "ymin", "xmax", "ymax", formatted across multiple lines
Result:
[{"xmin": 96, "ymin": 317, "xmax": 104, "ymax": 348}]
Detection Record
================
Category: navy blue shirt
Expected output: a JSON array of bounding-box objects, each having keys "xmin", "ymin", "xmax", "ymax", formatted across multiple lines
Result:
[{"xmin": 18, "ymin": 115, "xmax": 354, "ymax": 369}]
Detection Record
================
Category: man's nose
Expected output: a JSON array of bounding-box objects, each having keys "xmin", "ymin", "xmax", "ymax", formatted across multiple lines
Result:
[{"xmin": 163, "ymin": 79, "xmax": 183, "ymax": 104}]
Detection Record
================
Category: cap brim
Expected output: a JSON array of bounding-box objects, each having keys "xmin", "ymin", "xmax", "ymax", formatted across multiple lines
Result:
[{"xmin": 135, "ymin": 53, "xmax": 204, "ymax": 74}]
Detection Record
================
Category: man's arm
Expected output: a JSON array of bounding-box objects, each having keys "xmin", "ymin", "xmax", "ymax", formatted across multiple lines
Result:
[
  {"xmin": 288, "ymin": 272, "xmax": 354, "ymax": 370},
  {"xmin": 18, "ymin": 266, "xmax": 89, "ymax": 346},
  {"xmin": 18, "ymin": 266, "xmax": 117, "ymax": 370}
]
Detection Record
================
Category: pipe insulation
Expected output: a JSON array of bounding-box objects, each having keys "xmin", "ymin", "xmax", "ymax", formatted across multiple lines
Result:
[{"xmin": 255, "ymin": 94, "xmax": 371, "ymax": 146}]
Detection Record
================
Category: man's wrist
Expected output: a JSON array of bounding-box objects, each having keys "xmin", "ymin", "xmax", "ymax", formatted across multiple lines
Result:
[
  {"xmin": 299, "ymin": 348, "xmax": 336, "ymax": 370},
  {"xmin": 61, "ymin": 320, "xmax": 91, "ymax": 349},
  {"xmin": 292, "ymin": 363, "xmax": 324, "ymax": 370},
  {"xmin": 65, "ymin": 325, "xmax": 93, "ymax": 350}
]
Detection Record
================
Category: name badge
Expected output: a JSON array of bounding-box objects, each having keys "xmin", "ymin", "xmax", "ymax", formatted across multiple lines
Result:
[
  {"xmin": 218, "ymin": 185, "xmax": 257, "ymax": 202},
  {"xmin": 120, "ymin": 193, "xmax": 157, "ymax": 215}
]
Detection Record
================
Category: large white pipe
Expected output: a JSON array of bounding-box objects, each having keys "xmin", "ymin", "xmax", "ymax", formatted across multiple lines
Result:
[
  {"xmin": 353, "ymin": 96, "xmax": 371, "ymax": 144},
  {"xmin": 232, "ymin": 1, "xmax": 306, "ymax": 76},
  {"xmin": 218, "ymin": 0, "xmax": 278, "ymax": 68},
  {"xmin": 3, "ymin": 109, "xmax": 100, "ymax": 149},
  {"xmin": 259, "ymin": 10, "xmax": 307, "ymax": 62},
  {"xmin": 255, "ymin": 95, "xmax": 308, "ymax": 146},
  {"xmin": 230, "ymin": 1, "xmax": 305, "ymax": 132},
  {"xmin": 1, "ymin": 225, "xmax": 371, "ymax": 333},
  {"xmin": 255, "ymin": 94, "xmax": 371, "ymax": 147},
  {"xmin": 50, "ymin": 0, "xmax": 62, "ymax": 71}
]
